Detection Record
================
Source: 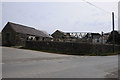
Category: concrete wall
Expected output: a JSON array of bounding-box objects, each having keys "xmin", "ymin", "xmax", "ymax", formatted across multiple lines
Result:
[{"xmin": 25, "ymin": 41, "xmax": 120, "ymax": 55}]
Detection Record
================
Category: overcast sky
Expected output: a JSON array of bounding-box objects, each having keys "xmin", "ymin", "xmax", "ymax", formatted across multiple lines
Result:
[{"xmin": 1, "ymin": 0, "xmax": 119, "ymax": 34}]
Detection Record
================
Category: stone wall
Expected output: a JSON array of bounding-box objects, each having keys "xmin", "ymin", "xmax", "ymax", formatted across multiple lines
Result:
[{"xmin": 25, "ymin": 41, "xmax": 120, "ymax": 55}]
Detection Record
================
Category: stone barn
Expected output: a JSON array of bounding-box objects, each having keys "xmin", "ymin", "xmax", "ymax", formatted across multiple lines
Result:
[{"xmin": 2, "ymin": 22, "xmax": 52, "ymax": 47}]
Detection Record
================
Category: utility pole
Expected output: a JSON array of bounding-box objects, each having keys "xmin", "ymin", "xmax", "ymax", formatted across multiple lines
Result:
[{"xmin": 112, "ymin": 12, "xmax": 115, "ymax": 53}]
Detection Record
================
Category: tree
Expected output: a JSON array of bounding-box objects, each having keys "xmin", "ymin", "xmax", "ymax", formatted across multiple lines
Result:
[{"xmin": 107, "ymin": 31, "xmax": 120, "ymax": 45}]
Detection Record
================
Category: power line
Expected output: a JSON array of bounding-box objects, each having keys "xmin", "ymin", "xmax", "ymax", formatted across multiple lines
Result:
[
  {"xmin": 82, "ymin": 0, "xmax": 109, "ymax": 13},
  {"xmin": 82, "ymin": 0, "xmax": 118, "ymax": 18},
  {"xmin": 81, "ymin": 0, "xmax": 118, "ymax": 32},
  {"xmin": 82, "ymin": 0, "xmax": 118, "ymax": 31}
]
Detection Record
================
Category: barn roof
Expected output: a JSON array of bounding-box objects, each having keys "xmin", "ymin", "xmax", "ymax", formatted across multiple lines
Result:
[
  {"xmin": 7, "ymin": 22, "xmax": 51, "ymax": 38},
  {"xmin": 55, "ymin": 30, "xmax": 68, "ymax": 35}
]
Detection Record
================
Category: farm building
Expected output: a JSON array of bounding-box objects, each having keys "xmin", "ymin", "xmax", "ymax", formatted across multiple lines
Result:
[
  {"xmin": 83, "ymin": 33, "xmax": 102, "ymax": 44},
  {"xmin": 102, "ymin": 32, "xmax": 110, "ymax": 44},
  {"xmin": 2, "ymin": 22, "xmax": 52, "ymax": 47},
  {"xmin": 51, "ymin": 30, "xmax": 77, "ymax": 42},
  {"xmin": 51, "ymin": 30, "xmax": 105, "ymax": 44}
]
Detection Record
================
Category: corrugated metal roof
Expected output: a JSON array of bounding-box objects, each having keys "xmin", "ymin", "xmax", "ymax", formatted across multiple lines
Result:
[{"xmin": 8, "ymin": 22, "xmax": 51, "ymax": 37}]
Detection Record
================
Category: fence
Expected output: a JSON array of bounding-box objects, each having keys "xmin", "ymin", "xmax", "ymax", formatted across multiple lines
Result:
[{"xmin": 25, "ymin": 41, "xmax": 120, "ymax": 55}]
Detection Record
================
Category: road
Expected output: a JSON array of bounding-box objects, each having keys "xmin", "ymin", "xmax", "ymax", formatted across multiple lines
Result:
[{"xmin": 2, "ymin": 47, "xmax": 118, "ymax": 78}]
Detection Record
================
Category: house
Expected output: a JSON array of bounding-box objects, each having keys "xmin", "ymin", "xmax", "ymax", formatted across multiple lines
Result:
[
  {"xmin": 51, "ymin": 30, "xmax": 93, "ymax": 42},
  {"xmin": 2, "ymin": 22, "xmax": 52, "ymax": 46},
  {"xmin": 83, "ymin": 33, "xmax": 102, "ymax": 44},
  {"xmin": 51, "ymin": 30, "xmax": 104, "ymax": 44},
  {"xmin": 102, "ymin": 32, "xmax": 110, "ymax": 44},
  {"xmin": 51, "ymin": 30, "xmax": 79, "ymax": 42},
  {"xmin": 51, "ymin": 30, "xmax": 71, "ymax": 42}
]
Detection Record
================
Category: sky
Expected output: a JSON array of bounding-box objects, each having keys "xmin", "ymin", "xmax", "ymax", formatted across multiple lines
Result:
[
  {"xmin": 119, "ymin": 1, "xmax": 120, "ymax": 31},
  {"xmin": 0, "ymin": 0, "xmax": 119, "ymax": 34}
]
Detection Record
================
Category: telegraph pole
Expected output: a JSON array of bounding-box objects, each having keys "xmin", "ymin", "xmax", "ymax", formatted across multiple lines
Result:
[{"xmin": 112, "ymin": 12, "xmax": 115, "ymax": 53}]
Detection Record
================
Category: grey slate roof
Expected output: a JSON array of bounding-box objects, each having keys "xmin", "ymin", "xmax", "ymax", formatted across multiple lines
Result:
[{"xmin": 8, "ymin": 22, "xmax": 51, "ymax": 37}]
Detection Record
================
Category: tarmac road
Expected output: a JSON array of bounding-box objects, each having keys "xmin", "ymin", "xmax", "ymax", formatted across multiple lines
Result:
[{"xmin": 2, "ymin": 47, "xmax": 118, "ymax": 78}]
